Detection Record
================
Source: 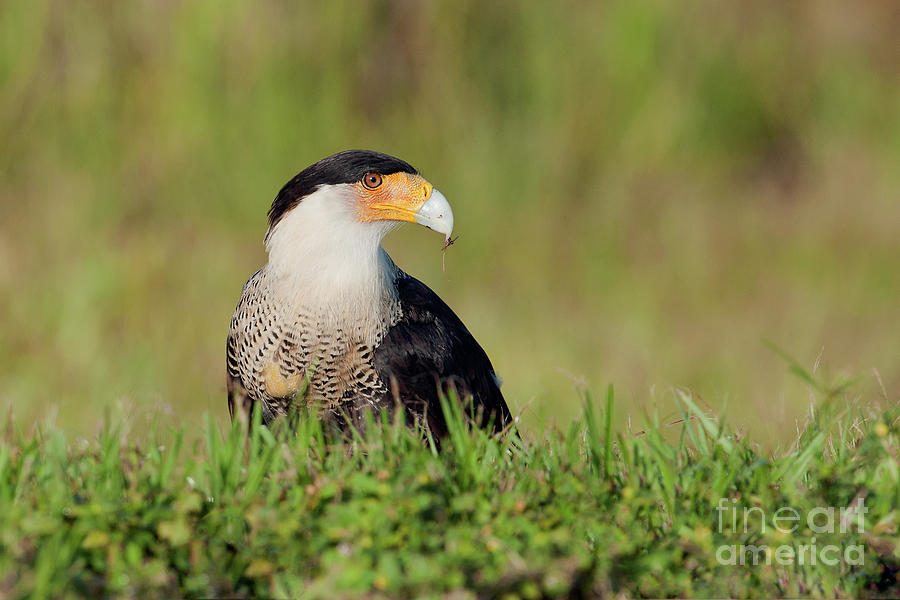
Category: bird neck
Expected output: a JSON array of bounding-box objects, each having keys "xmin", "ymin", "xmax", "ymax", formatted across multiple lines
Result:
[{"xmin": 262, "ymin": 191, "xmax": 400, "ymax": 328}]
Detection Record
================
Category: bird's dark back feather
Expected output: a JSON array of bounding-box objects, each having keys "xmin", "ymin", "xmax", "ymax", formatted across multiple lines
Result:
[{"xmin": 374, "ymin": 275, "xmax": 512, "ymax": 437}]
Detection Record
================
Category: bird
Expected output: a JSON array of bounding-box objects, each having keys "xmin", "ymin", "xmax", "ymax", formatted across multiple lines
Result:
[{"xmin": 226, "ymin": 150, "xmax": 511, "ymax": 436}]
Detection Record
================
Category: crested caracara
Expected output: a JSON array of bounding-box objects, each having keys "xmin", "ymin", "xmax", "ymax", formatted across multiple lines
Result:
[{"xmin": 226, "ymin": 150, "xmax": 511, "ymax": 435}]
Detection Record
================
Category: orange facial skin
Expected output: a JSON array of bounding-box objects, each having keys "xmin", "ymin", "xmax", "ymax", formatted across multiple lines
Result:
[{"xmin": 355, "ymin": 172, "xmax": 434, "ymax": 224}]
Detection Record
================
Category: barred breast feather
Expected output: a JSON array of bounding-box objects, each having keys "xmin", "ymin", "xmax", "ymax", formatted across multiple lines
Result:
[{"xmin": 226, "ymin": 267, "xmax": 398, "ymax": 427}]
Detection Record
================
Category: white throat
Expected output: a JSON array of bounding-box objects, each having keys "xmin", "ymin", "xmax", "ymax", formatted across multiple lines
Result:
[{"xmin": 262, "ymin": 184, "xmax": 399, "ymax": 324}]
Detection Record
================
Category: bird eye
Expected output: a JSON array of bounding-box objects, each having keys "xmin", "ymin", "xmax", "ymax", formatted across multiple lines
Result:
[{"xmin": 362, "ymin": 172, "xmax": 383, "ymax": 189}]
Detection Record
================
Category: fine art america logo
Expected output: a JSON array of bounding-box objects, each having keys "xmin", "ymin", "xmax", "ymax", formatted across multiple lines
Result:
[{"xmin": 714, "ymin": 497, "xmax": 867, "ymax": 566}]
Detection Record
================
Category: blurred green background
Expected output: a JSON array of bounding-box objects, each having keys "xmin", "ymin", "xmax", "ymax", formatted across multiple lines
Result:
[{"xmin": 1, "ymin": 1, "xmax": 898, "ymax": 445}]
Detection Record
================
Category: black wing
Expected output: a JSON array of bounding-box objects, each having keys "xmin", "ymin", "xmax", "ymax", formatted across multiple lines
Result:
[{"xmin": 374, "ymin": 275, "xmax": 512, "ymax": 436}]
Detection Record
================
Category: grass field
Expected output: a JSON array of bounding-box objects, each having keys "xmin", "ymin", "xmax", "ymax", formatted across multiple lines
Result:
[{"xmin": 2, "ymin": 378, "xmax": 899, "ymax": 598}]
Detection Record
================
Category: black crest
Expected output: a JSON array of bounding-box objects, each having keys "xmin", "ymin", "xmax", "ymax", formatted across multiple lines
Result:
[{"xmin": 268, "ymin": 150, "xmax": 418, "ymax": 227}]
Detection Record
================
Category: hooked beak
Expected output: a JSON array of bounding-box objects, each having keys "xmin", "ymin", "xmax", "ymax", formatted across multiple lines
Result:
[{"xmin": 413, "ymin": 189, "xmax": 454, "ymax": 238}]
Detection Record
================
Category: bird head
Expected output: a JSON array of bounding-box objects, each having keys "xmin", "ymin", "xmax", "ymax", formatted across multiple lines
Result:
[{"xmin": 265, "ymin": 150, "xmax": 453, "ymax": 248}]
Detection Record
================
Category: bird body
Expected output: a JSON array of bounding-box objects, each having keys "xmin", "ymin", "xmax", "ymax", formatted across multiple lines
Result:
[{"xmin": 227, "ymin": 150, "xmax": 510, "ymax": 435}]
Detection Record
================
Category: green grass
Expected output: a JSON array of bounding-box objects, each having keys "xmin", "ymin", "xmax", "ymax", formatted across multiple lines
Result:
[{"xmin": 2, "ymin": 372, "xmax": 898, "ymax": 599}]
